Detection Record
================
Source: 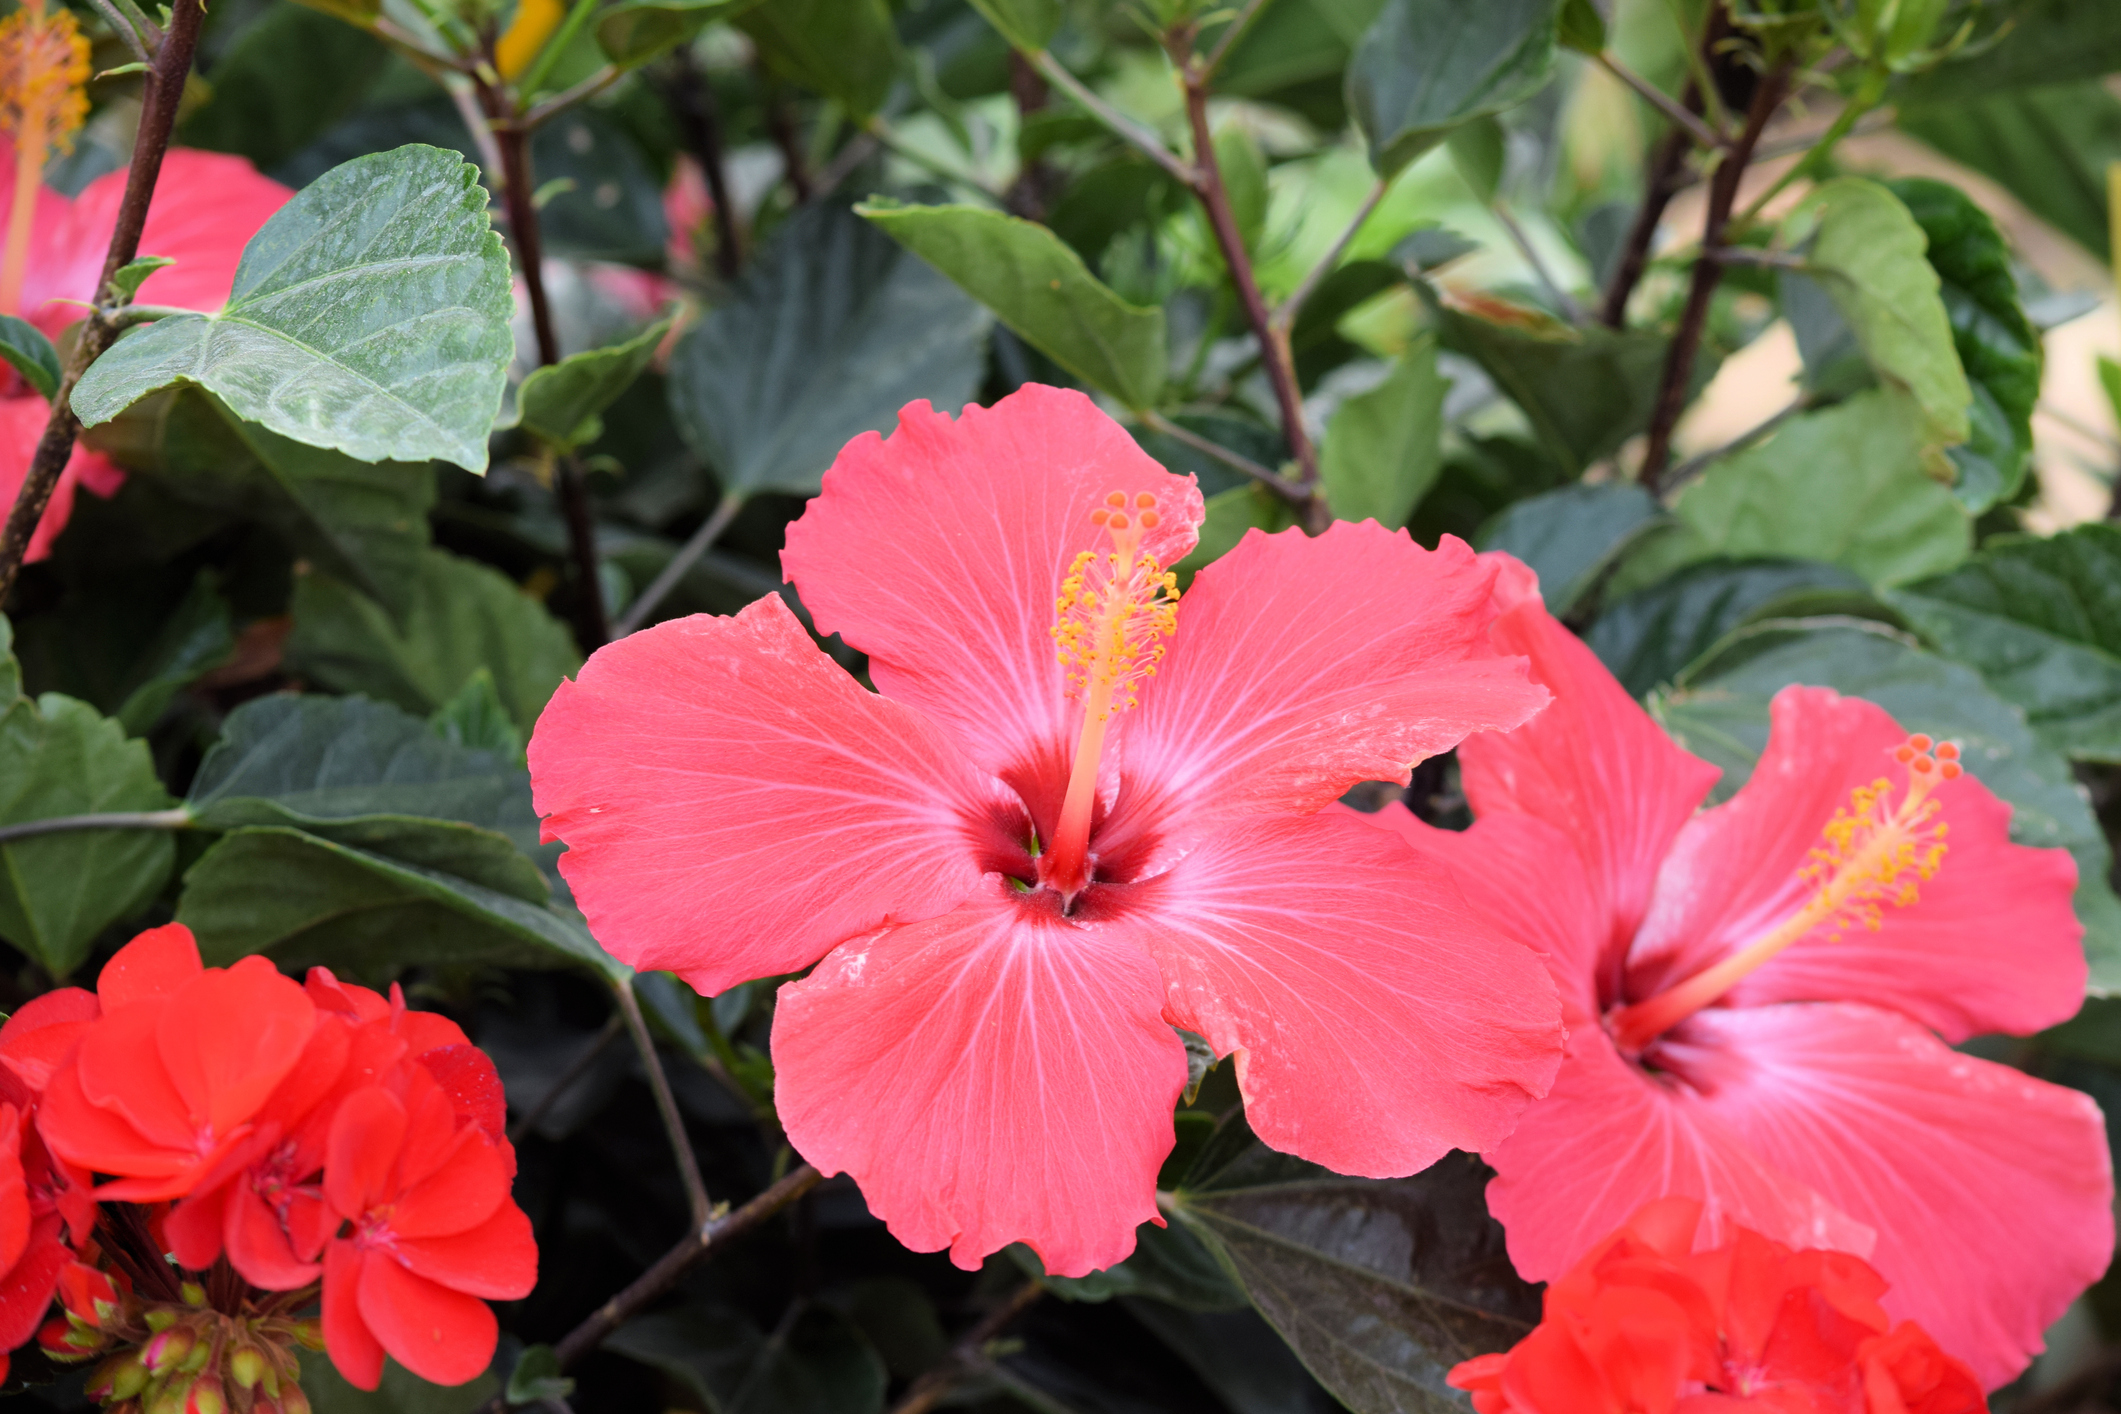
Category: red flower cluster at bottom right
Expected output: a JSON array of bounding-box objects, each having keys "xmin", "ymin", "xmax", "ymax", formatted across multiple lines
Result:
[{"xmin": 1449, "ymin": 1197, "xmax": 1985, "ymax": 1414}]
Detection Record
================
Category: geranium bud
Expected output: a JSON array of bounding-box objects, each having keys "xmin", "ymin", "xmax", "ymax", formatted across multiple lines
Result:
[
  {"xmin": 178, "ymin": 1282, "xmax": 206, "ymax": 1308},
  {"xmin": 143, "ymin": 1311, "xmax": 178, "ymax": 1335},
  {"xmin": 143, "ymin": 1327, "xmax": 192, "ymax": 1373},
  {"xmin": 280, "ymin": 1382, "xmax": 311, "ymax": 1414},
  {"xmin": 288, "ymin": 1319, "xmax": 323, "ymax": 1353},
  {"xmin": 178, "ymin": 1339, "xmax": 211, "ymax": 1374},
  {"xmin": 147, "ymin": 1376, "xmax": 191, "ymax": 1414},
  {"xmin": 88, "ymin": 1352, "xmax": 147, "ymax": 1400},
  {"xmin": 186, "ymin": 1376, "xmax": 225, "ymax": 1414},
  {"xmin": 228, "ymin": 1347, "xmax": 264, "ymax": 1391}
]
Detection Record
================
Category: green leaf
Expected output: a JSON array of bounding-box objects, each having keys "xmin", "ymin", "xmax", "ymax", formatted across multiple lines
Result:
[
  {"xmin": 107, "ymin": 257, "xmax": 176, "ymax": 304},
  {"xmin": 1653, "ymin": 619, "xmax": 2121, "ymax": 993},
  {"xmin": 1556, "ymin": 0, "xmax": 1605, "ymax": 53},
  {"xmin": 303, "ymin": 1356, "xmax": 496, "ymax": 1414},
  {"xmin": 0, "ymin": 314, "xmax": 58, "ymax": 398},
  {"xmin": 178, "ymin": 5, "xmax": 389, "ymax": 170},
  {"xmin": 739, "ymin": 0, "xmax": 900, "ymax": 118},
  {"xmin": 73, "ymin": 145, "xmax": 515, "ymax": 472},
  {"xmin": 1123, "ymin": 1302, "xmax": 1344, "ymax": 1414},
  {"xmin": 967, "ymin": 0, "xmax": 1063, "ymax": 50},
  {"xmin": 1897, "ymin": 0, "xmax": 2121, "ymax": 101},
  {"xmin": 1476, "ymin": 482, "xmax": 1664, "ymax": 618},
  {"xmin": 860, "ymin": 200, "xmax": 1165, "ymax": 410},
  {"xmin": 10, "ymin": 569, "xmax": 236, "ymax": 734},
  {"xmin": 670, "ymin": 203, "xmax": 988, "ymax": 496},
  {"xmin": 1446, "ymin": 115, "xmax": 1505, "ymax": 204},
  {"xmin": 505, "ymin": 1347, "xmax": 574, "ymax": 1406},
  {"xmin": 0, "ymin": 669, "xmax": 177, "ymax": 978},
  {"xmin": 1887, "ymin": 524, "xmax": 2121, "ymax": 763},
  {"xmin": 509, "ymin": 319, "xmax": 671, "ymax": 453},
  {"xmin": 1213, "ymin": 125, "xmax": 1270, "ymax": 256},
  {"xmin": 1176, "ymin": 483, "xmax": 1302, "ymax": 580},
  {"xmin": 431, "ymin": 668, "xmax": 524, "ymax": 761},
  {"xmin": 1585, "ymin": 558, "xmax": 1870, "ymax": 698},
  {"xmin": 114, "ymin": 572, "xmax": 237, "ymax": 734},
  {"xmin": 607, "ymin": 1303, "xmax": 887, "ymax": 1414},
  {"xmin": 285, "ymin": 0, "xmax": 381, "ymax": 28},
  {"xmin": 1898, "ymin": 82, "xmax": 2121, "ymax": 257},
  {"xmin": 1668, "ymin": 390, "xmax": 1971, "ymax": 588},
  {"xmin": 595, "ymin": 0, "xmax": 763, "ymax": 68},
  {"xmin": 1009, "ymin": 1221, "xmax": 1247, "ymax": 1311},
  {"xmin": 1787, "ymin": 178, "xmax": 1970, "ymax": 459},
  {"xmin": 1319, "ymin": 339, "xmax": 1445, "ymax": 528},
  {"xmin": 1165, "ymin": 1117, "xmax": 1537, "ymax": 1413},
  {"xmin": 1347, "ymin": 0, "xmax": 1560, "ymax": 177},
  {"xmin": 285, "ymin": 547, "xmax": 582, "ymax": 734},
  {"xmin": 88, "ymin": 387, "xmax": 434, "ymax": 617}
]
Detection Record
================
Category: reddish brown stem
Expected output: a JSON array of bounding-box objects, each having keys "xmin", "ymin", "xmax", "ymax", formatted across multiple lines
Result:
[
  {"xmin": 1637, "ymin": 64, "xmax": 1792, "ymax": 491},
  {"xmin": 663, "ymin": 49, "xmax": 742, "ymax": 280},
  {"xmin": 0, "ymin": 0, "xmax": 205, "ymax": 604},
  {"xmin": 888, "ymin": 1282, "xmax": 1045, "ymax": 1414}
]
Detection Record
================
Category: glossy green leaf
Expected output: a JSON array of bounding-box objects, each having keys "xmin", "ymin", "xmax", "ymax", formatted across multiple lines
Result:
[
  {"xmin": 303, "ymin": 1356, "xmax": 496, "ymax": 1414},
  {"xmin": 510, "ymin": 319, "xmax": 671, "ymax": 453},
  {"xmin": 1166, "ymin": 1117, "xmax": 1537, "ymax": 1413},
  {"xmin": 1897, "ymin": 0, "xmax": 2121, "ymax": 101},
  {"xmin": 0, "ymin": 623, "xmax": 177, "ymax": 978},
  {"xmin": 739, "ymin": 0, "xmax": 900, "ymax": 118},
  {"xmin": 1787, "ymin": 179, "xmax": 1970, "ymax": 458},
  {"xmin": 1437, "ymin": 307, "xmax": 1683, "ymax": 474},
  {"xmin": 968, "ymin": 0, "xmax": 1063, "ymax": 50},
  {"xmin": 285, "ymin": 548, "xmax": 582, "ymax": 734},
  {"xmin": 1476, "ymin": 482, "xmax": 1664, "ymax": 618},
  {"xmin": 1585, "ymin": 558, "xmax": 1869, "ymax": 698},
  {"xmin": 670, "ymin": 203, "xmax": 988, "ymax": 496},
  {"xmin": 1347, "ymin": 0, "xmax": 1559, "ymax": 177},
  {"xmin": 1320, "ymin": 339, "xmax": 1445, "ymax": 528},
  {"xmin": 73, "ymin": 145, "xmax": 515, "ymax": 472},
  {"xmin": 1213, "ymin": 125, "xmax": 1270, "ymax": 255},
  {"xmin": 1653, "ymin": 619, "xmax": 2121, "ymax": 992},
  {"xmin": 596, "ymin": 0, "xmax": 763, "ymax": 67},
  {"xmin": 1899, "ymin": 82, "xmax": 2121, "ymax": 257},
  {"xmin": 107, "ymin": 257, "xmax": 175, "ymax": 304},
  {"xmin": 178, "ymin": 6, "xmax": 389, "ymax": 170},
  {"xmin": 607, "ymin": 1302, "xmax": 887, "ymax": 1414},
  {"xmin": 431, "ymin": 668, "xmax": 523, "ymax": 761},
  {"xmin": 1668, "ymin": 391, "xmax": 1971, "ymax": 587},
  {"xmin": 1556, "ymin": 0, "xmax": 1605, "ymax": 53},
  {"xmin": 861, "ymin": 199, "xmax": 1165, "ymax": 410},
  {"xmin": 505, "ymin": 1347, "xmax": 574, "ymax": 1406},
  {"xmin": 0, "ymin": 314, "xmax": 58, "ymax": 398},
  {"xmin": 1887, "ymin": 524, "xmax": 2121, "ymax": 763}
]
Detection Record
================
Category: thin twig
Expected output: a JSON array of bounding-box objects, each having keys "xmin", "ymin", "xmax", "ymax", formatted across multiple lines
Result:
[
  {"xmin": 507, "ymin": 1012, "xmax": 624, "ymax": 1144},
  {"xmin": 0, "ymin": 0, "xmax": 204, "ymax": 603},
  {"xmin": 864, "ymin": 116, "xmax": 1005, "ymax": 200},
  {"xmin": 1197, "ymin": 0, "xmax": 1277, "ymax": 82},
  {"xmin": 890, "ymin": 1282, "xmax": 1045, "ymax": 1414},
  {"xmin": 0, "ymin": 808, "xmax": 192, "ymax": 846},
  {"xmin": 1730, "ymin": 73, "xmax": 1887, "ymax": 231},
  {"xmin": 1026, "ymin": 49, "xmax": 1196, "ymax": 188},
  {"xmin": 1596, "ymin": 51, "xmax": 1725, "ymax": 150},
  {"xmin": 614, "ymin": 977, "xmax": 712, "ymax": 1230},
  {"xmin": 614, "ymin": 490, "xmax": 746, "ymax": 636},
  {"xmin": 1491, "ymin": 198, "xmax": 1582, "ymax": 323},
  {"xmin": 765, "ymin": 83, "xmax": 814, "ymax": 203},
  {"xmin": 813, "ymin": 134, "xmax": 882, "ymax": 199},
  {"xmin": 1140, "ymin": 410, "xmax": 1306, "ymax": 504},
  {"xmin": 1272, "ymin": 178, "xmax": 1387, "ymax": 334},
  {"xmin": 1662, "ymin": 396, "xmax": 1811, "ymax": 490},
  {"xmin": 1639, "ymin": 62, "xmax": 1793, "ymax": 489},
  {"xmin": 520, "ymin": 65, "xmax": 621, "ymax": 130},
  {"xmin": 662, "ymin": 50, "xmax": 742, "ymax": 280}
]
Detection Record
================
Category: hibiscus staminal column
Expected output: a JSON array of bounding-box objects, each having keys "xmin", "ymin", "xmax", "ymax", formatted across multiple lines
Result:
[
  {"xmin": 1608, "ymin": 735, "xmax": 1959, "ymax": 1053},
  {"xmin": 0, "ymin": 0, "xmax": 86, "ymax": 315},
  {"xmin": 1043, "ymin": 490, "xmax": 1179, "ymax": 901}
]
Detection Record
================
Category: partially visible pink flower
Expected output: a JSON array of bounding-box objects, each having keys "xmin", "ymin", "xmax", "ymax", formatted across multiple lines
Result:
[
  {"xmin": 531, "ymin": 385, "xmax": 1565, "ymax": 1276},
  {"xmin": 1361, "ymin": 562, "xmax": 2111, "ymax": 1387}
]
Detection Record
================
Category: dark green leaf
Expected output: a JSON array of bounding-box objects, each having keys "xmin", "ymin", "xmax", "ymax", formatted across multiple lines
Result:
[
  {"xmin": 596, "ymin": 0, "xmax": 763, "ymax": 67},
  {"xmin": 430, "ymin": 669, "xmax": 524, "ymax": 761},
  {"xmin": 0, "ymin": 314, "xmax": 58, "ymax": 398},
  {"xmin": 739, "ymin": 0, "xmax": 900, "ymax": 118},
  {"xmin": 1653, "ymin": 619, "xmax": 2121, "ymax": 992},
  {"xmin": 179, "ymin": 6, "xmax": 389, "ymax": 170},
  {"xmin": 0, "ymin": 621, "xmax": 177, "ymax": 978},
  {"xmin": 73, "ymin": 145, "xmax": 515, "ymax": 472},
  {"xmin": 509, "ymin": 319, "xmax": 671, "ymax": 453},
  {"xmin": 529, "ymin": 111, "xmax": 671, "ymax": 268},
  {"xmin": 1219, "ymin": 0, "xmax": 1386, "ymax": 120},
  {"xmin": 505, "ymin": 1347, "xmax": 574, "ymax": 1405},
  {"xmin": 607, "ymin": 1303, "xmax": 887, "ymax": 1414},
  {"xmin": 670, "ymin": 203, "xmax": 988, "ymax": 496},
  {"xmin": 1213, "ymin": 125, "xmax": 1270, "ymax": 255},
  {"xmin": 1887, "ymin": 524, "xmax": 2121, "ymax": 763},
  {"xmin": 1319, "ymin": 338, "xmax": 1445, "ymax": 528},
  {"xmin": 1347, "ymin": 0, "xmax": 1559, "ymax": 177},
  {"xmin": 1446, "ymin": 116, "xmax": 1505, "ymax": 203},
  {"xmin": 285, "ymin": 547, "xmax": 582, "ymax": 734},
  {"xmin": 11, "ymin": 570, "xmax": 236, "ymax": 734},
  {"xmin": 1176, "ymin": 483, "xmax": 1301, "ymax": 580},
  {"xmin": 1010, "ymin": 1221, "xmax": 1247, "ymax": 1311},
  {"xmin": 1898, "ymin": 81, "xmax": 2121, "ymax": 257},
  {"xmin": 303, "ymin": 1356, "xmax": 496, "ymax": 1414},
  {"xmin": 1556, "ymin": 0, "xmax": 1605, "ymax": 53},
  {"xmin": 114, "ymin": 573, "xmax": 237, "ymax": 734},
  {"xmin": 1585, "ymin": 558, "xmax": 1869, "ymax": 698},
  {"xmin": 1475, "ymin": 482, "xmax": 1664, "ymax": 618},
  {"xmin": 1167, "ymin": 1119, "xmax": 1537, "ymax": 1414},
  {"xmin": 861, "ymin": 199, "xmax": 1164, "ymax": 410},
  {"xmin": 1897, "ymin": 0, "xmax": 2121, "ymax": 101},
  {"xmin": 1122, "ymin": 1301, "xmax": 1341, "ymax": 1414},
  {"xmin": 967, "ymin": 0, "xmax": 1063, "ymax": 50}
]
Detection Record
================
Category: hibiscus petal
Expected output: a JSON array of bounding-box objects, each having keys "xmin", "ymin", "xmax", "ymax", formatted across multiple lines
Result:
[
  {"xmin": 1458, "ymin": 593, "xmax": 1721, "ymax": 955},
  {"xmin": 322, "ymin": 1242, "xmax": 385, "ymax": 1392},
  {"xmin": 357, "ymin": 1247, "xmax": 501, "ymax": 1387},
  {"xmin": 780, "ymin": 386, "xmax": 1204, "ymax": 787},
  {"xmin": 394, "ymin": 1203, "xmax": 537, "ymax": 1300},
  {"xmin": 772, "ymin": 880, "xmax": 1184, "ymax": 1277},
  {"xmin": 1098, "ymin": 525, "xmax": 1546, "ymax": 873},
  {"xmin": 1626, "ymin": 686, "xmax": 2084, "ymax": 1041},
  {"xmin": 1676, "ymin": 1002, "xmax": 2113, "ymax": 1388},
  {"xmin": 1111, "ymin": 811, "xmax": 1563, "ymax": 1177},
  {"xmin": 1484, "ymin": 1033, "xmax": 1875, "ymax": 1289},
  {"xmin": 530, "ymin": 594, "xmax": 1011, "ymax": 994}
]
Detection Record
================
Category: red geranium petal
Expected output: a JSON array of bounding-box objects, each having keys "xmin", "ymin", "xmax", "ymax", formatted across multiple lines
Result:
[
  {"xmin": 156, "ymin": 957, "xmax": 316, "ymax": 1137},
  {"xmin": 772, "ymin": 880, "xmax": 1184, "ymax": 1277},
  {"xmin": 163, "ymin": 1178, "xmax": 229, "ymax": 1273},
  {"xmin": 1627, "ymin": 685, "xmax": 2084, "ymax": 1042},
  {"xmin": 418, "ymin": 1046, "xmax": 508, "ymax": 1146},
  {"xmin": 67, "ymin": 1001, "xmax": 194, "ymax": 1155},
  {"xmin": 322, "ymin": 1241, "xmax": 385, "ymax": 1391},
  {"xmin": 1458, "ymin": 590, "xmax": 1721, "ymax": 956},
  {"xmin": 0, "ymin": 1107, "xmax": 27, "ymax": 1274},
  {"xmin": 394, "ymin": 1202, "xmax": 537, "ymax": 1300},
  {"xmin": 781, "ymin": 386, "xmax": 1203, "ymax": 784},
  {"xmin": 390, "ymin": 1132, "xmax": 508, "ymax": 1238},
  {"xmin": 1115, "ymin": 811, "xmax": 1563, "ymax": 1177},
  {"xmin": 95, "ymin": 924, "xmax": 202, "ymax": 1010},
  {"xmin": 326, "ymin": 1088, "xmax": 408, "ymax": 1220},
  {"xmin": 1675, "ymin": 1002, "xmax": 2113, "ymax": 1388},
  {"xmin": 224, "ymin": 1179, "xmax": 322, "ymax": 1291},
  {"xmin": 357, "ymin": 1251, "xmax": 499, "ymax": 1388},
  {"xmin": 531, "ymin": 593, "xmax": 1012, "ymax": 994},
  {"xmin": 0, "ymin": 1216, "xmax": 71, "ymax": 1352}
]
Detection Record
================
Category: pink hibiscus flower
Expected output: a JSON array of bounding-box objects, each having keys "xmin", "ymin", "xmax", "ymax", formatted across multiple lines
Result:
[
  {"xmin": 1362, "ymin": 560, "xmax": 2112, "ymax": 1387},
  {"xmin": 529, "ymin": 385, "xmax": 1567, "ymax": 1276},
  {"xmin": 0, "ymin": 2, "xmax": 289, "ymax": 560}
]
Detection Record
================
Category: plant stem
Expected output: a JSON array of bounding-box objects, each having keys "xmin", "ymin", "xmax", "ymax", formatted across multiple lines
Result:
[
  {"xmin": 1177, "ymin": 62, "xmax": 1324, "ymax": 529},
  {"xmin": 1272, "ymin": 178, "xmax": 1387, "ymax": 334},
  {"xmin": 614, "ymin": 490, "xmax": 745, "ymax": 636},
  {"xmin": 0, "ymin": 808, "xmax": 193, "ymax": 846},
  {"xmin": 0, "ymin": 0, "xmax": 204, "ymax": 604},
  {"xmin": 86, "ymin": 0, "xmax": 151, "ymax": 64},
  {"xmin": 889, "ymin": 1282, "xmax": 1045, "ymax": 1414},
  {"xmin": 1026, "ymin": 49, "xmax": 1196, "ymax": 187},
  {"xmin": 517, "ymin": 0, "xmax": 597, "ymax": 99},
  {"xmin": 1197, "ymin": 0, "xmax": 1277, "ymax": 82},
  {"xmin": 520, "ymin": 65, "xmax": 621, "ymax": 129},
  {"xmin": 614, "ymin": 976, "xmax": 713, "ymax": 1230},
  {"xmin": 547, "ymin": 1164, "xmax": 824, "ymax": 1371},
  {"xmin": 507, "ymin": 1012, "xmax": 624, "ymax": 1144},
  {"xmin": 1139, "ymin": 409, "xmax": 1306, "ymax": 503},
  {"xmin": 1491, "ymin": 197, "xmax": 1580, "ymax": 322},
  {"xmin": 1596, "ymin": 50, "xmax": 1725, "ymax": 150},
  {"xmin": 765, "ymin": 84, "xmax": 814, "ymax": 202},
  {"xmin": 1638, "ymin": 63, "xmax": 1793, "ymax": 491},
  {"xmin": 1661, "ymin": 395, "xmax": 1810, "ymax": 489},
  {"xmin": 1729, "ymin": 70, "xmax": 1886, "ymax": 232},
  {"xmin": 663, "ymin": 49, "xmax": 742, "ymax": 280}
]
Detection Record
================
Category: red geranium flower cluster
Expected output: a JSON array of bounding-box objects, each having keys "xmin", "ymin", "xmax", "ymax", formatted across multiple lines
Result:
[
  {"xmin": 0, "ymin": 923, "xmax": 534, "ymax": 1404},
  {"xmin": 1449, "ymin": 1197, "xmax": 1986, "ymax": 1413}
]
